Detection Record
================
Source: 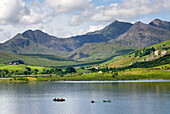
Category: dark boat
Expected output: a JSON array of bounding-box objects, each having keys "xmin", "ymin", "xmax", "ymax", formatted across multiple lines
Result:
[
  {"xmin": 53, "ymin": 98, "xmax": 65, "ymax": 102},
  {"xmin": 91, "ymin": 100, "xmax": 95, "ymax": 103},
  {"xmin": 103, "ymin": 100, "xmax": 111, "ymax": 102}
]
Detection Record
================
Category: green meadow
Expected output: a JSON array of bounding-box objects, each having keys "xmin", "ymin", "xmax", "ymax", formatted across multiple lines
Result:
[{"xmin": 0, "ymin": 64, "xmax": 170, "ymax": 82}]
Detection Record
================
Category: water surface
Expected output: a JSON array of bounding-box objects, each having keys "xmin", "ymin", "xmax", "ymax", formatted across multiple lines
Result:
[{"xmin": 0, "ymin": 80, "xmax": 170, "ymax": 114}]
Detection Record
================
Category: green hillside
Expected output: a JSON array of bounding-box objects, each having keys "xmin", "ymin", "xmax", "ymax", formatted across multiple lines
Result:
[
  {"xmin": 68, "ymin": 42, "xmax": 137, "ymax": 61},
  {"xmin": 0, "ymin": 52, "xmax": 116, "ymax": 67},
  {"xmin": 102, "ymin": 39, "xmax": 170, "ymax": 69},
  {"xmin": 0, "ymin": 52, "xmax": 77, "ymax": 66}
]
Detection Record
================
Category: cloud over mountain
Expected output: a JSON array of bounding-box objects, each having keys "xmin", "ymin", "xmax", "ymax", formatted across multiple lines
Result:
[{"xmin": 70, "ymin": 0, "xmax": 170, "ymax": 25}]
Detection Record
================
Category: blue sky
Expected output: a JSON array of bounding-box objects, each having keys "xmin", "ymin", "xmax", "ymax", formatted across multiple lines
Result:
[{"xmin": 0, "ymin": 0, "xmax": 170, "ymax": 43}]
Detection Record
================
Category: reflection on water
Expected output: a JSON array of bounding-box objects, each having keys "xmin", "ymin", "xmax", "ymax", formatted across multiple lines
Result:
[{"xmin": 0, "ymin": 81, "xmax": 170, "ymax": 114}]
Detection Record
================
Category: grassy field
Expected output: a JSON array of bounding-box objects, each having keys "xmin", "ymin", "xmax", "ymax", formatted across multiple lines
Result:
[
  {"xmin": 1, "ymin": 66, "xmax": 169, "ymax": 82},
  {"xmin": 0, "ymin": 64, "xmax": 51, "ymax": 73},
  {"xmin": 35, "ymin": 68, "xmax": 170, "ymax": 81}
]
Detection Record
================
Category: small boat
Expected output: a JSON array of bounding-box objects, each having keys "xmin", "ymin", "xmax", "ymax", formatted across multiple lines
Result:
[
  {"xmin": 103, "ymin": 100, "xmax": 111, "ymax": 102},
  {"xmin": 91, "ymin": 100, "xmax": 95, "ymax": 103},
  {"xmin": 53, "ymin": 98, "xmax": 65, "ymax": 102}
]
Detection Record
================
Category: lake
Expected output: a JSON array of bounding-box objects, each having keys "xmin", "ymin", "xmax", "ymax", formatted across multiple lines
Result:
[{"xmin": 0, "ymin": 80, "xmax": 170, "ymax": 114}]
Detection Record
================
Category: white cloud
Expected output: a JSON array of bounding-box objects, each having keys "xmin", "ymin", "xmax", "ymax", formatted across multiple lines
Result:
[
  {"xmin": 0, "ymin": 29, "xmax": 3, "ymax": 32},
  {"xmin": 45, "ymin": 0, "xmax": 92, "ymax": 13},
  {"xmin": 0, "ymin": 0, "xmax": 27, "ymax": 24},
  {"xmin": 20, "ymin": 9, "xmax": 48, "ymax": 24},
  {"xmin": 0, "ymin": 0, "xmax": 48, "ymax": 25},
  {"xmin": 0, "ymin": 31, "xmax": 11, "ymax": 43},
  {"xmin": 69, "ymin": 24, "xmax": 105, "ymax": 36},
  {"xmin": 87, "ymin": 24, "xmax": 105, "ymax": 32},
  {"xmin": 163, "ymin": 0, "xmax": 170, "ymax": 9},
  {"xmin": 32, "ymin": 0, "xmax": 41, "ymax": 7},
  {"xmin": 70, "ymin": 0, "xmax": 170, "ymax": 25}
]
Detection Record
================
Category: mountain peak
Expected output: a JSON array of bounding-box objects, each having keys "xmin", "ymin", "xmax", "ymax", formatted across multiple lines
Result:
[
  {"xmin": 113, "ymin": 20, "xmax": 120, "ymax": 23},
  {"xmin": 149, "ymin": 19, "xmax": 170, "ymax": 30},
  {"xmin": 21, "ymin": 29, "xmax": 55, "ymax": 45},
  {"xmin": 131, "ymin": 21, "xmax": 149, "ymax": 30},
  {"xmin": 134, "ymin": 21, "xmax": 145, "ymax": 25},
  {"xmin": 87, "ymin": 20, "xmax": 132, "ymax": 39},
  {"xmin": 113, "ymin": 19, "xmax": 170, "ymax": 48},
  {"xmin": 23, "ymin": 29, "xmax": 44, "ymax": 34},
  {"xmin": 150, "ymin": 18, "xmax": 164, "ymax": 25},
  {"xmin": 153, "ymin": 18, "xmax": 162, "ymax": 21}
]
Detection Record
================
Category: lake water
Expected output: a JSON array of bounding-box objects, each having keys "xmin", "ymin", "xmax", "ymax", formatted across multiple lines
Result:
[{"xmin": 0, "ymin": 80, "xmax": 170, "ymax": 114}]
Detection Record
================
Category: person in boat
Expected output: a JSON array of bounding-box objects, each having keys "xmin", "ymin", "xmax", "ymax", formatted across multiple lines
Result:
[
  {"xmin": 91, "ymin": 100, "xmax": 94, "ymax": 103},
  {"xmin": 54, "ymin": 98, "xmax": 59, "ymax": 101}
]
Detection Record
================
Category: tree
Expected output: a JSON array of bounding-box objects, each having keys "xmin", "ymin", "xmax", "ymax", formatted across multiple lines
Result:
[
  {"xmin": 2, "ymin": 69, "xmax": 9, "ymax": 75},
  {"xmin": 114, "ymin": 72, "xmax": 118, "ymax": 76},
  {"xmin": 80, "ymin": 66, "xmax": 85, "ymax": 69},
  {"xmin": 151, "ymin": 47, "xmax": 155, "ymax": 52},
  {"xmin": 135, "ymin": 50, "xmax": 140, "ymax": 57},
  {"xmin": 112, "ymin": 71, "xmax": 118, "ymax": 77},
  {"xmin": 23, "ymin": 71, "xmax": 28, "ymax": 75},
  {"xmin": 42, "ymin": 69, "xmax": 50, "ymax": 74},
  {"xmin": 32, "ymin": 69, "xmax": 38, "ymax": 75},
  {"xmin": 34, "ymin": 69, "xmax": 38, "ymax": 72},
  {"xmin": 91, "ymin": 68, "xmax": 96, "ymax": 72},
  {"xmin": 26, "ymin": 67, "xmax": 31, "ymax": 71},
  {"xmin": 65, "ymin": 67, "xmax": 76, "ymax": 73}
]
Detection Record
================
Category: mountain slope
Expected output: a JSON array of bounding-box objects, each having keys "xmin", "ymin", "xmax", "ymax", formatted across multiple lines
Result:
[
  {"xmin": 0, "ymin": 33, "xmax": 62, "ymax": 55},
  {"xmin": 0, "ymin": 30, "xmax": 109, "ymax": 54},
  {"xmin": 0, "ymin": 20, "xmax": 133, "ymax": 55},
  {"xmin": 110, "ymin": 21, "xmax": 170, "ymax": 48},
  {"xmin": 68, "ymin": 42, "xmax": 137, "ymax": 61},
  {"xmin": 87, "ymin": 20, "xmax": 132, "ymax": 39}
]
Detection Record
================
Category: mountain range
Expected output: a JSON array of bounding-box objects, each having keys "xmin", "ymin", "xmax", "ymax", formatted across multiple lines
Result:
[{"xmin": 0, "ymin": 18, "xmax": 170, "ymax": 61}]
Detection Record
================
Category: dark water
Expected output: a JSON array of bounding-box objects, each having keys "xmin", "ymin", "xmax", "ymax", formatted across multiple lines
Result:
[{"xmin": 0, "ymin": 81, "xmax": 170, "ymax": 114}]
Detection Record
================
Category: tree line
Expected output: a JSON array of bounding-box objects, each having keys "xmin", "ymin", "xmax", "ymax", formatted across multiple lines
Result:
[{"xmin": 0, "ymin": 67, "xmax": 77, "ymax": 77}]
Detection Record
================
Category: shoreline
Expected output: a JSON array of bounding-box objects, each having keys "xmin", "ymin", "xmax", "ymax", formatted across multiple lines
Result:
[
  {"xmin": 1, "ymin": 78, "xmax": 170, "ymax": 83},
  {"xmin": 57, "ymin": 80, "xmax": 170, "ymax": 83}
]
